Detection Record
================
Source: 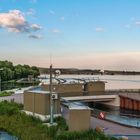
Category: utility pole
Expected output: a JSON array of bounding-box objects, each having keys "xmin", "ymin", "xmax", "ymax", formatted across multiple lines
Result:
[
  {"xmin": 0, "ymin": 68, "xmax": 3, "ymax": 93},
  {"xmin": 50, "ymin": 64, "xmax": 53, "ymax": 124},
  {"xmin": 0, "ymin": 75, "xmax": 1, "ymax": 93}
]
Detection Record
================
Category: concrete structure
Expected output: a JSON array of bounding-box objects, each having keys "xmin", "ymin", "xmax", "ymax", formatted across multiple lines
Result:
[
  {"xmin": 84, "ymin": 81, "xmax": 105, "ymax": 95},
  {"xmin": 100, "ymin": 95, "xmax": 120, "ymax": 109},
  {"xmin": 24, "ymin": 90, "xmax": 60, "ymax": 115},
  {"xmin": 42, "ymin": 81, "xmax": 105, "ymax": 96},
  {"xmin": 61, "ymin": 95, "xmax": 120, "ymax": 109},
  {"xmin": 42, "ymin": 83, "xmax": 83, "ymax": 97},
  {"xmin": 62, "ymin": 103, "xmax": 91, "ymax": 131}
]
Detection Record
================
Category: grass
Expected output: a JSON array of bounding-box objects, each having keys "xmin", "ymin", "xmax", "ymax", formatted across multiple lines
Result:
[
  {"xmin": 0, "ymin": 91, "xmax": 14, "ymax": 97},
  {"xmin": 0, "ymin": 101, "xmax": 120, "ymax": 140}
]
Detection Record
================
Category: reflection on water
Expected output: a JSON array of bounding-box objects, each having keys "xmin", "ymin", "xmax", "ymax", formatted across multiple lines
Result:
[{"xmin": 120, "ymin": 109, "xmax": 140, "ymax": 118}]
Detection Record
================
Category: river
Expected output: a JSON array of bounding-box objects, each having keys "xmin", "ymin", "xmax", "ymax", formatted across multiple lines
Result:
[{"xmin": 40, "ymin": 74, "xmax": 140, "ymax": 89}]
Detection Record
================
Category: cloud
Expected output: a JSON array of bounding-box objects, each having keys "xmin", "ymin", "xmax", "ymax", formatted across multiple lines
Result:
[
  {"xmin": 26, "ymin": 8, "xmax": 36, "ymax": 16},
  {"xmin": 95, "ymin": 27, "xmax": 104, "ymax": 32},
  {"xmin": 135, "ymin": 21, "xmax": 140, "ymax": 26},
  {"xmin": 28, "ymin": 34, "xmax": 42, "ymax": 39},
  {"xmin": 0, "ymin": 10, "xmax": 41, "ymax": 33},
  {"xmin": 49, "ymin": 10, "xmax": 55, "ymax": 15},
  {"xmin": 51, "ymin": 29, "xmax": 61, "ymax": 33},
  {"xmin": 30, "ymin": 24, "xmax": 42, "ymax": 31},
  {"xmin": 60, "ymin": 16, "xmax": 65, "ymax": 21}
]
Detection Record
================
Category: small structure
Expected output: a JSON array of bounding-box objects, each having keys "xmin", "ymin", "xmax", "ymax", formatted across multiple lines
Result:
[
  {"xmin": 84, "ymin": 81, "xmax": 105, "ymax": 95},
  {"xmin": 42, "ymin": 83, "xmax": 83, "ymax": 97},
  {"xmin": 24, "ymin": 90, "xmax": 60, "ymax": 116},
  {"xmin": 62, "ymin": 102, "xmax": 91, "ymax": 131}
]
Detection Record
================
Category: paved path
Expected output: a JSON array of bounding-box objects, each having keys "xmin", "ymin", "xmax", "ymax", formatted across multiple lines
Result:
[
  {"xmin": 0, "ymin": 94, "xmax": 23, "ymax": 104},
  {"xmin": 91, "ymin": 117, "xmax": 140, "ymax": 140}
]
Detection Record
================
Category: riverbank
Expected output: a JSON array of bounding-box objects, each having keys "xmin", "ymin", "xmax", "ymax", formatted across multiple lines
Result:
[{"xmin": 0, "ymin": 101, "xmax": 118, "ymax": 140}]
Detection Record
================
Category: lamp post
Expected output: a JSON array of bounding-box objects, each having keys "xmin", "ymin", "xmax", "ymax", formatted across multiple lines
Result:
[
  {"xmin": 49, "ymin": 65, "xmax": 60, "ymax": 125},
  {"xmin": 0, "ymin": 68, "xmax": 3, "ymax": 93},
  {"xmin": 49, "ymin": 64, "xmax": 53, "ymax": 124}
]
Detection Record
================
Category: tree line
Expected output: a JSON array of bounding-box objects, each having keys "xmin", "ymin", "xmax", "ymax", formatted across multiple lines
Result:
[{"xmin": 0, "ymin": 60, "xmax": 40, "ymax": 81}]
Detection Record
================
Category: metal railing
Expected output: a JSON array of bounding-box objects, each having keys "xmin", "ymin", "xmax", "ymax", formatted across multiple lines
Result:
[{"xmin": 105, "ymin": 89, "xmax": 140, "ymax": 93}]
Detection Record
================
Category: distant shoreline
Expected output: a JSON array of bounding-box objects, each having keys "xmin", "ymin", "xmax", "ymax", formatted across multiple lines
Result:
[{"xmin": 38, "ymin": 67, "xmax": 140, "ymax": 75}]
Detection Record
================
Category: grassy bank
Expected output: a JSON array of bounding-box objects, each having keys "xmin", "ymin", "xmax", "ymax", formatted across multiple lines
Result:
[
  {"xmin": 0, "ymin": 91, "xmax": 14, "ymax": 97},
  {"xmin": 0, "ymin": 101, "xmax": 119, "ymax": 140}
]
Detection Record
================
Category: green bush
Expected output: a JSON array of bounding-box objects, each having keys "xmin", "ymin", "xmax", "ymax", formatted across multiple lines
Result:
[
  {"xmin": 0, "ymin": 91, "xmax": 14, "ymax": 97},
  {"xmin": 0, "ymin": 100, "xmax": 22, "ymax": 115},
  {"xmin": 0, "ymin": 101, "xmax": 119, "ymax": 140}
]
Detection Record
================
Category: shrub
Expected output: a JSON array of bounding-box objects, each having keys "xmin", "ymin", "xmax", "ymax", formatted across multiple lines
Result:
[{"xmin": 0, "ymin": 101, "xmax": 119, "ymax": 140}]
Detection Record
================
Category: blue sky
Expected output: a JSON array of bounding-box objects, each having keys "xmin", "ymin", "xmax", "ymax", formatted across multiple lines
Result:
[{"xmin": 0, "ymin": 0, "xmax": 140, "ymax": 70}]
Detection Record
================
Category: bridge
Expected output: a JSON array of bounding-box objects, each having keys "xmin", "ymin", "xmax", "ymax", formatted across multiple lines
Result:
[{"xmin": 61, "ymin": 95, "xmax": 120, "ymax": 107}]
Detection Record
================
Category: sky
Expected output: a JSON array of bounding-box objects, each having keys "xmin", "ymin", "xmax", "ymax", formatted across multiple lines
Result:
[{"xmin": 0, "ymin": 0, "xmax": 140, "ymax": 70}]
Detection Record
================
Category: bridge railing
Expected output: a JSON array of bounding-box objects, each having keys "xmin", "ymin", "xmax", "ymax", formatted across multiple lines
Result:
[{"xmin": 105, "ymin": 89, "xmax": 140, "ymax": 93}]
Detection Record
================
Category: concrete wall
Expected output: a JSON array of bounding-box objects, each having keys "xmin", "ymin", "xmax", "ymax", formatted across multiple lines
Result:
[
  {"xmin": 68, "ymin": 109, "xmax": 90, "ymax": 131},
  {"xmin": 42, "ymin": 83, "xmax": 83, "ymax": 97},
  {"xmin": 99, "ymin": 95, "xmax": 120, "ymax": 110},
  {"xmin": 84, "ymin": 81, "xmax": 105, "ymax": 95},
  {"xmin": 61, "ymin": 106, "xmax": 91, "ymax": 131},
  {"xmin": 42, "ymin": 81, "xmax": 105, "ymax": 97},
  {"xmin": 24, "ymin": 91, "xmax": 60, "ymax": 115}
]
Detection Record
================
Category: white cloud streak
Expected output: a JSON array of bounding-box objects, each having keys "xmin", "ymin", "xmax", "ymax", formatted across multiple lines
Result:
[
  {"xmin": 28, "ymin": 34, "xmax": 42, "ymax": 39},
  {"xmin": 95, "ymin": 27, "xmax": 104, "ymax": 32},
  {"xmin": 51, "ymin": 29, "xmax": 61, "ymax": 33},
  {"xmin": 26, "ymin": 8, "xmax": 36, "ymax": 16},
  {"xmin": 135, "ymin": 21, "xmax": 140, "ymax": 26}
]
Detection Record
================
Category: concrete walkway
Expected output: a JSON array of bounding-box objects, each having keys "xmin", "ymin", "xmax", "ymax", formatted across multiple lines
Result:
[
  {"xmin": 91, "ymin": 117, "xmax": 140, "ymax": 140},
  {"xmin": 0, "ymin": 94, "xmax": 23, "ymax": 104}
]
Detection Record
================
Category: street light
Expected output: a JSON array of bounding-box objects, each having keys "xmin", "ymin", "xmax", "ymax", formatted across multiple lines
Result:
[
  {"xmin": 0, "ymin": 68, "xmax": 3, "ymax": 93},
  {"xmin": 49, "ymin": 64, "xmax": 53, "ymax": 124},
  {"xmin": 49, "ymin": 65, "xmax": 60, "ymax": 125}
]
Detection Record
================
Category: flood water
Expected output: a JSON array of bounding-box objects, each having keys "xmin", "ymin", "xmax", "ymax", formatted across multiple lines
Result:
[{"xmin": 40, "ymin": 74, "xmax": 140, "ymax": 89}]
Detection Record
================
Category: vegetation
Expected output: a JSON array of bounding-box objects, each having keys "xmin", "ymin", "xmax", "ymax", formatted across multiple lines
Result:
[
  {"xmin": 0, "ymin": 101, "xmax": 119, "ymax": 140},
  {"xmin": 0, "ymin": 91, "xmax": 14, "ymax": 97},
  {"xmin": 0, "ymin": 60, "xmax": 40, "ymax": 81}
]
